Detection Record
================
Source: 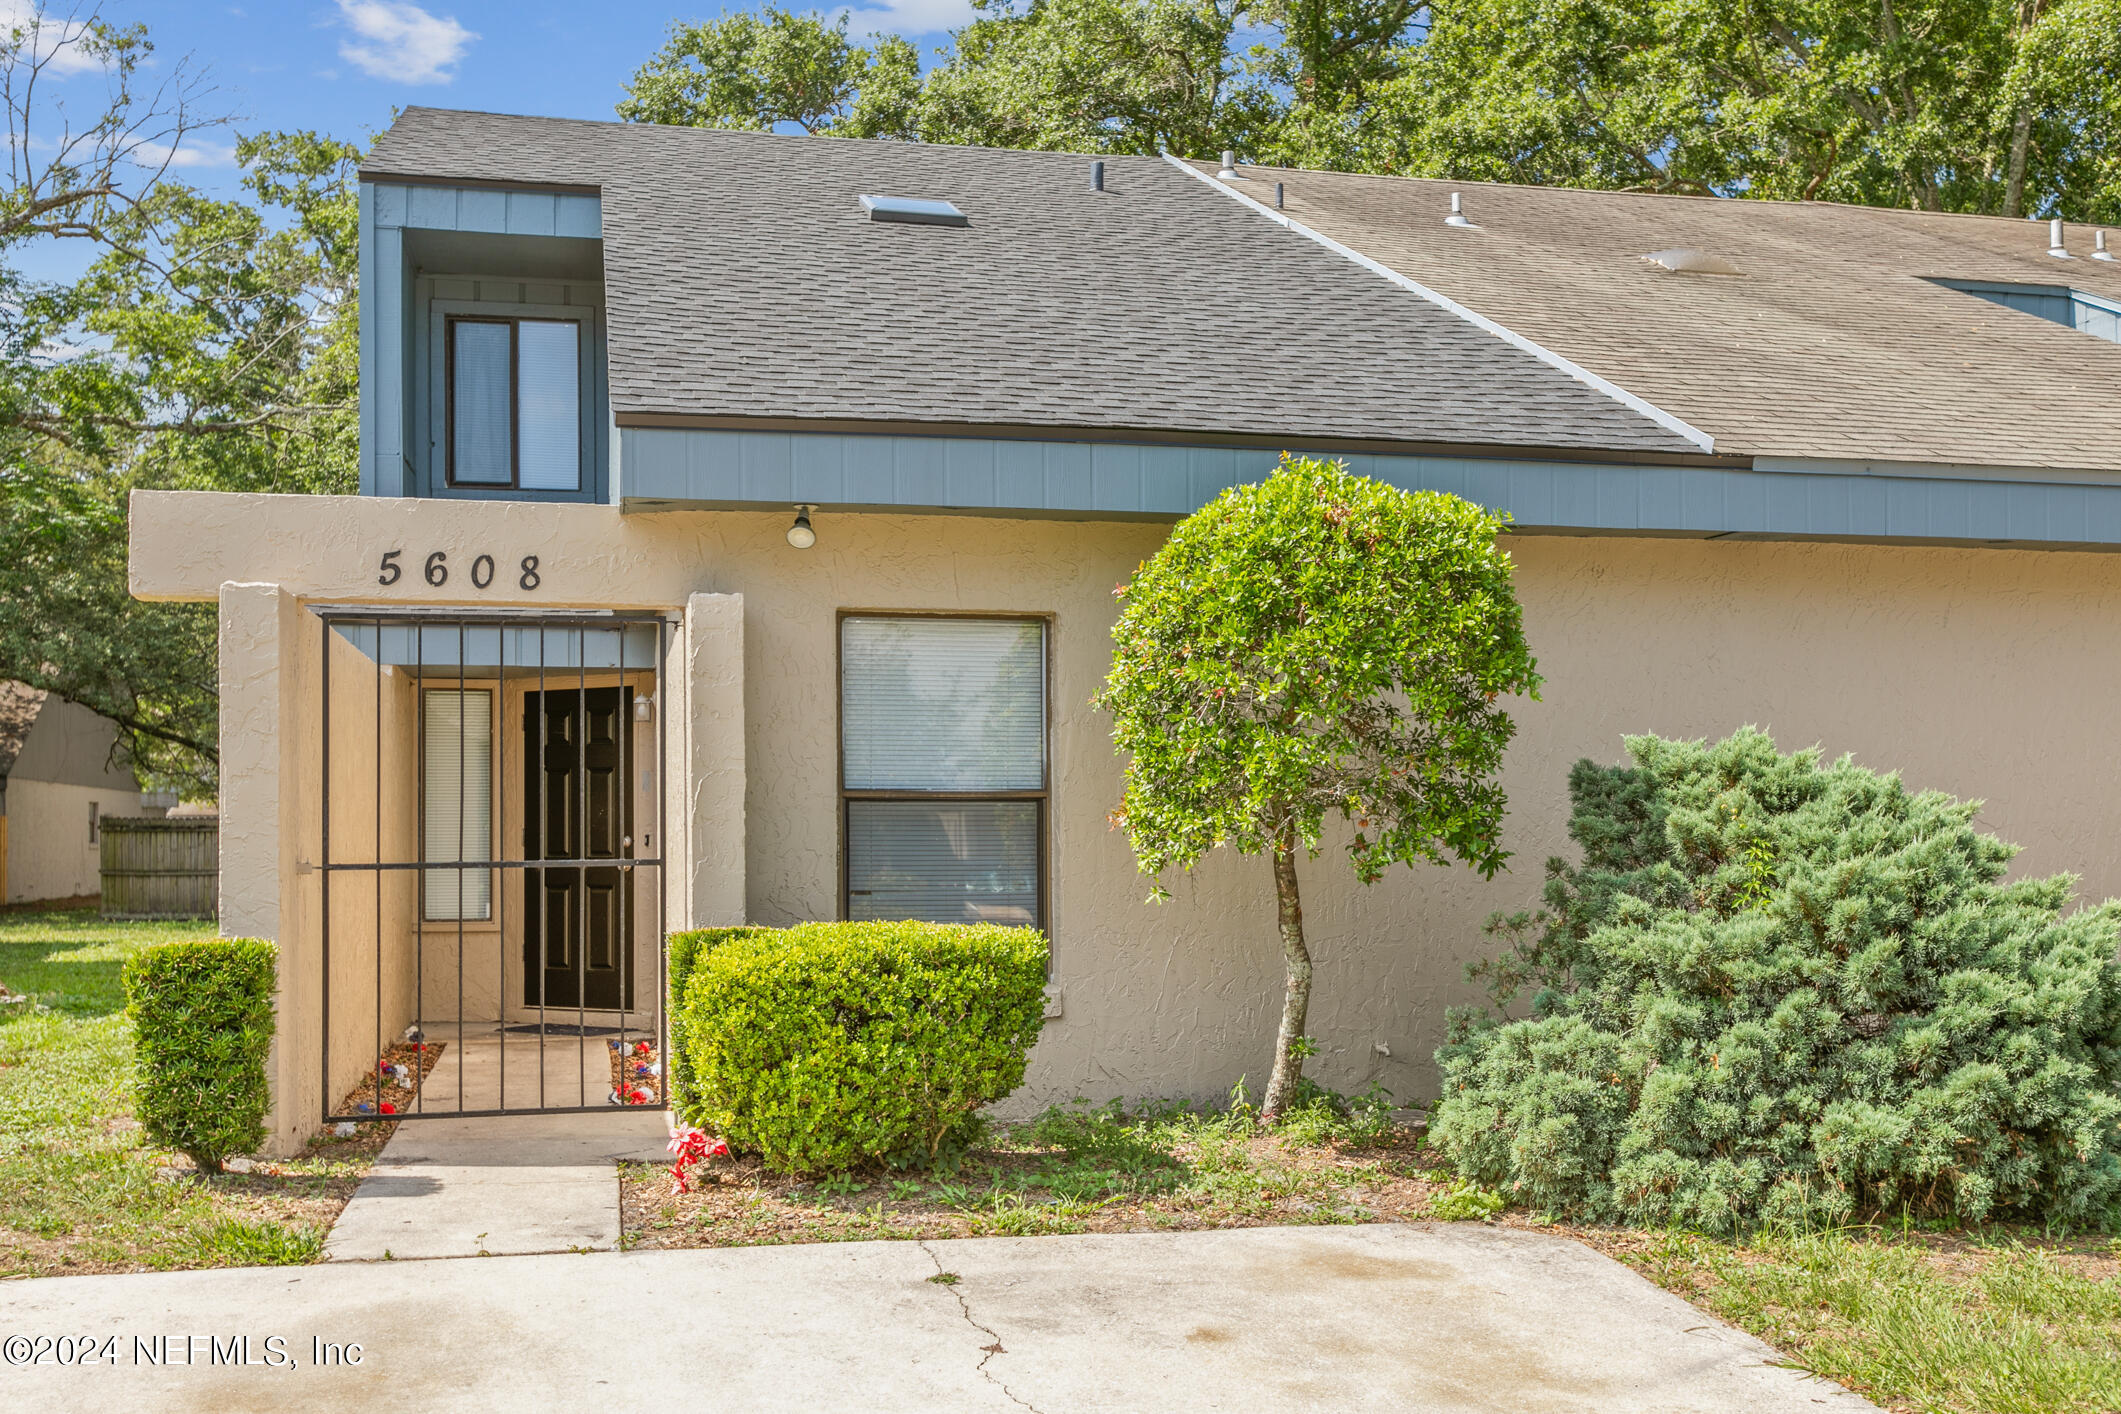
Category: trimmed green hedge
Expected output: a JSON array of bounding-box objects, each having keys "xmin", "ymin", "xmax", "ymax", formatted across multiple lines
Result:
[
  {"xmin": 124, "ymin": 938, "xmax": 277, "ymax": 1174},
  {"xmin": 677, "ymin": 921, "xmax": 1048, "ymax": 1173},
  {"xmin": 666, "ymin": 926, "xmax": 764, "ymax": 1123}
]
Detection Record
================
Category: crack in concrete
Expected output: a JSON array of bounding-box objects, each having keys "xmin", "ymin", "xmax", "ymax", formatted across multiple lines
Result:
[{"xmin": 917, "ymin": 1240, "xmax": 1044, "ymax": 1414}]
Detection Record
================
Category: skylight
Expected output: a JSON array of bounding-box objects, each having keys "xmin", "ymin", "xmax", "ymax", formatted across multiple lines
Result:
[
  {"xmin": 859, "ymin": 195, "xmax": 969, "ymax": 228},
  {"xmin": 1641, "ymin": 247, "xmax": 1744, "ymax": 276}
]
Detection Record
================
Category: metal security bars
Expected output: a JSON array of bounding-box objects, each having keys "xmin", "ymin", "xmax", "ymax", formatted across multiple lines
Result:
[{"xmin": 318, "ymin": 608, "xmax": 670, "ymax": 1123}]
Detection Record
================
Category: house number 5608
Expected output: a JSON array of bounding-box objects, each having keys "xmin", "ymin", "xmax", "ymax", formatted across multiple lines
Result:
[{"xmin": 376, "ymin": 550, "xmax": 540, "ymax": 592}]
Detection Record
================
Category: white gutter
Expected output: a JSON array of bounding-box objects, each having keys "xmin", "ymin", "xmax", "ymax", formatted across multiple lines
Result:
[{"xmin": 1163, "ymin": 153, "xmax": 1716, "ymax": 454}]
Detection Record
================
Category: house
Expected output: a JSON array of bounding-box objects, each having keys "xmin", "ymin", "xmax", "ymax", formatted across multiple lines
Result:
[
  {"xmin": 128, "ymin": 108, "xmax": 2121, "ymax": 1154},
  {"xmin": 0, "ymin": 682, "xmax": 148, "ymax": 905}
]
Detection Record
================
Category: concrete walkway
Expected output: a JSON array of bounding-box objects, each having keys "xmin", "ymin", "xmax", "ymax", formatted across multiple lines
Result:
[
  {"xmin": 325, "ymin": 1026, "xmax": 668, "ymax": 1261},
  {"xmin": 6, "ymin": 1224, "xmax": 1877, "ymax": 1413}
]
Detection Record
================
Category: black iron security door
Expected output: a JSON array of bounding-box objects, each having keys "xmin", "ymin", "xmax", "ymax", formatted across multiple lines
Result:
[
  {"xmin": 524, "ymin": 686, "xmax": 633, "ymax": 1012},
  {"xmin": 317, "ymin": 608, "xmax": 669, "ymax": 1122}
]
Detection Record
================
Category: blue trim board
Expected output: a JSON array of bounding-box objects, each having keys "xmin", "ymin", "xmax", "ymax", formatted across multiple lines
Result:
[{"xmin": 619, "ymin": 428, "xmax": 2121, "ymax": 549}]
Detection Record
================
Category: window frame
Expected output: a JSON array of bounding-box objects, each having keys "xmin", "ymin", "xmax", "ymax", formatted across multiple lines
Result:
[
  {"xmin": 443, "ymin": 314, "xmax": 584, "ymax": 491},
  {"xmin": 418, "ymin": 683, "xmax": 499, "ymax": 925},
  {"xmin": 835, "ymin": 609, "xmax": 1053, "ymax": 934}
]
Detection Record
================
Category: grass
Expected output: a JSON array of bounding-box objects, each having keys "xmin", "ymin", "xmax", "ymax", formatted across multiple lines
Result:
[
  {"xmin": 0, "ymin": 909, "xmax": 386, "ymax": 1277},
  {"xmin": 1607, "ymin": 1225, "xmax": 2121, "ymax": 1414}
]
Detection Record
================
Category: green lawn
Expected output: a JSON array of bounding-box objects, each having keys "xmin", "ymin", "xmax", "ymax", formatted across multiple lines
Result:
[
  {"xmin": 0, "ymin": 910, "xmax": 374, "ymax": 1276},
  {"xmin": 1614, "ymin": 1225, "xmax": 2121, "ymax": 1414}
]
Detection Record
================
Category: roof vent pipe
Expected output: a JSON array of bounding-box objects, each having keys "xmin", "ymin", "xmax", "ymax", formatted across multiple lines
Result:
[
  {"xmin": 1275, "ymin": 181, "xmax": 1285, "ymax": 210},
  {"xmin": 1445, "ymin": 192, "xmax": 1477, "ymax": 228},
  {"xmin": 1091, "ymin": 159, "xmax": 1104, "ymax": 192},
  {"xmin": 1217, "ymin": 150, "xmax": 1240, "ymax": 180},
  {"xmin": 2049, "ymin": 217, "xmax": 2070, "ymax": 258},
  {"xmin": 2095, "ymin": 230, "xmax": 2115, "ymax": 262}
]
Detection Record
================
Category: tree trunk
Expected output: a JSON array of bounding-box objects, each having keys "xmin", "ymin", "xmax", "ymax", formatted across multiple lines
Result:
[
  {"xmin": 2003, "ymin": 106, "xmax": 2033, "ymax": 219},
  {"xmin": 1260, "ymin": 824, "xmax": 1313, "ymax": 1122}
]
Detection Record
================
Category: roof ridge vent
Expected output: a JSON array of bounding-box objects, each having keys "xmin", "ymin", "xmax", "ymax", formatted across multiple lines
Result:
[{"xmin": 1444, "ymin": 192, "xmax": 1477, "ymax": 228}]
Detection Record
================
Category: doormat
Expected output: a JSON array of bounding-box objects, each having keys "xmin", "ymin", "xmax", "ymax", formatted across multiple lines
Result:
[{"xmin": 502, "ymin": 1023, "xmax": 629, "ymax": 1037}]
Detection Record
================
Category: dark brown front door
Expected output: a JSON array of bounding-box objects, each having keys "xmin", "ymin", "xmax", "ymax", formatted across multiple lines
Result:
[{"xmin": 523, "ymin": 687, "xmax": 633, "ymax": 1011}]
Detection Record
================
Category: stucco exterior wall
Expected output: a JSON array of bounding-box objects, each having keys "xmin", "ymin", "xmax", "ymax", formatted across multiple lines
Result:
[
  {"xmin": 322, "ymin": 627, "xmax": 420, "ymax": 1116},
  {"xmin": 139, "ymin": 492, "xmax": 2121, "ymax": 1128},
  {"xmin": 2, "ymin": 692, "xmax": 143, "ymax": 904},
  {"xmin": 3, "ymin": 780, "xmax": 141, "ymax": 902}
]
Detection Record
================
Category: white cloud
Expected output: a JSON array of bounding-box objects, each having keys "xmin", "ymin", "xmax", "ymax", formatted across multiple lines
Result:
[
  {"xmin": 0, "ymin": 0, "xmax": 111, "ymax": 77},
  {"xmin": 836, "ymin": 0, "xmax": 976, "ymax": 37},
  {"xmin": 334, "ymin": 0, "xmax": 475, "ymax": 85},
  {"xmin": 132, "ymin": 137, "xmax": 240, "ymax": 170}
]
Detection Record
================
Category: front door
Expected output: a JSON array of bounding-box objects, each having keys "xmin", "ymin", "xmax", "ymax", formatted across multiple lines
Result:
[{"xmin": 523, "ymin": 687, "xmax": 633, "ymax": 1011}]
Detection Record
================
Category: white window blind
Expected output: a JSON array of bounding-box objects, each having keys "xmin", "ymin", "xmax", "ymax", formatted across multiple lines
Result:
[
  {"xmin": 450, "ymin": 322, "xmax": 511, "ymax": 484},
  {"xmin": 847, "ymin": 801, "xmax": 1038, "ymax": 926},
  {"xmin": 841, "ymin": 618, "xmax": 1045, "ymax": 790},
  {"xmin": 423, "ymin": 689, "xmax": 493, "ymax": 921},
  {"xmin": 515, "ymin": 320, "xmax": 581, "ymax": 491},
  {"xmin": 842, "ymin": 617, "xmax": 1045, "ymax": 929}
]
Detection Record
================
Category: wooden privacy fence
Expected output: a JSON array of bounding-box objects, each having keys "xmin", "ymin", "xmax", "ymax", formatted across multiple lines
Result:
[{"xmin": 100, "ymin": 816, "xmax": 218, "ymax": 920}]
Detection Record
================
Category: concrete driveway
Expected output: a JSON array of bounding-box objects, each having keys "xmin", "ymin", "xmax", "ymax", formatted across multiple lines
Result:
[{"xmin": 1, "ymin": 1223, "xmax": 1877, "ymax": 1413}]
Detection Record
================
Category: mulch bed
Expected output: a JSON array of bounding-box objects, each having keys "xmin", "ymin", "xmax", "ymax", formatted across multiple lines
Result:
[
  {"xmin": 620, "ymin": 1126, "xmax": 1459, "ymax": 1250},
  {"xmin": 607, "ymin": 1037, "xmax": 664, "ymax": 1107},
  {"xmin": 333, "ymin": 1037, "xmax": 448, "ymax": 1121}
]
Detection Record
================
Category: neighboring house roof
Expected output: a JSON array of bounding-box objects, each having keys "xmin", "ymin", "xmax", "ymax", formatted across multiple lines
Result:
[
  {"xmin": 360, "ymin": 109, "xmax": 1706, "ymax": 461},
  {"xmin": 0, "ymin": 682, "xmax": 45, "ymax": 779},
  {"xmin": 1199, "ymin": 162, "xmax": 2121, "ymax": 472}
]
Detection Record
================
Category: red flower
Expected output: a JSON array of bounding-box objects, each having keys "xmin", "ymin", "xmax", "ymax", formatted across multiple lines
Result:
[
  {"xmin": 666, "ymin": 1126, "xmax": 730, "ymax": 1192},
  {"xmin": 379, "ymin": 1102, "xmax": 397, "ymax": 1115},
  {"xmin": 633, "ymin": 1041, "xmax": 653, "ymax": 1056}
]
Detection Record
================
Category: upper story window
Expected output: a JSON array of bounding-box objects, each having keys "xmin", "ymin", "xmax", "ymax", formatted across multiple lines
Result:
[{"xmin": 448, "ymin": 316, "xmax": 583, "ymax": 491}]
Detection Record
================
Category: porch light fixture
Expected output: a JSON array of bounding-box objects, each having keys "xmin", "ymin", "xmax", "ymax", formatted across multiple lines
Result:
[
  {"xmin": 787, "ymin": 504, "xmax": 817, "ymax": 549},
  {"xmin": 633, "ymin": 692, "xmax": 653, "ymax": 723}
]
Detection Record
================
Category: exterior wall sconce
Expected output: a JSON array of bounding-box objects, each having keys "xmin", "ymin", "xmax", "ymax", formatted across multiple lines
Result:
[
  {"xmin": 633, "ymin": 692, "xmax": 653, "ymax": 723},
  {"xmin": 787, "ymin": 504, "xmax": 817, "ymax": 549}
]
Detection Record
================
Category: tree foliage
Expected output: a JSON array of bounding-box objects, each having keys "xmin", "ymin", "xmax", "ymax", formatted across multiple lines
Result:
[
  {"xmin": 1431, "ymin": 729, "xmax": 2121, "ymax": 1233},
  {"xmin": 1097, "ymin": 455, "xmax": 1539, "ymax": 1117},
  {"xmin": 0, "ymin": 7, "xmax": 358, "ymax": 793},
  {"xmin": 621, "ymin": 0, "xmax": 2121, "ymax": 220}
]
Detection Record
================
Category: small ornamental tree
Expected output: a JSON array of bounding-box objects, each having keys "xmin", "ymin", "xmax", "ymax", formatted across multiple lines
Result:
[{"xmin": 1096, "ymin": 455, "xmax": 1541, "ymax": 1119}]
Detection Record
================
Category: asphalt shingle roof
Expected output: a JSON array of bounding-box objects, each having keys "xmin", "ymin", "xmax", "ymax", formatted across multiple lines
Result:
[
  {"xmin": 361, "ymin": 110, "xmax": 1702, "ymax": 459},
  {"xmin": 1213, "ymin": 162, "xmax": 2121, "ymax": 471}
]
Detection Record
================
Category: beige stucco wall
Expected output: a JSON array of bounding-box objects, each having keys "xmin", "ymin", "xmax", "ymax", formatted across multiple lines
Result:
[
  {"xmin": 4, "ymin": 780, "xmax": 142, "ymax": 902},
  {"xmin": 3, "ymin": 691, "xmax": 143, "ymax": 903},
  {"xmin": 138, "ymin": 491, "xmax": 2121, "ymax": 1134}
]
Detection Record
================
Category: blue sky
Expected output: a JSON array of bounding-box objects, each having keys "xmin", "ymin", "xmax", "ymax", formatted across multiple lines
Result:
[{"xmin": 110, "ymin": 0, "xmax": 973, "ymax": 180}]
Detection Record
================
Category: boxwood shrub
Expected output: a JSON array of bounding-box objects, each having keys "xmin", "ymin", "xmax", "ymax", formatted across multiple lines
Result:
[
  {"xmin": 678, "ymin": 921, "xmax": 1048, "ymax": 1172},
  {"xmin": 666, "ymin": 926, "xmax": 764, "ymax": 1123},
  {"xmin": 1431, "ymin": 729, "xmax": 2121, "ymax": 1233},
  {"xmin": 124, "ymin": 938, "xmax": 278, "ymax": 1174}
]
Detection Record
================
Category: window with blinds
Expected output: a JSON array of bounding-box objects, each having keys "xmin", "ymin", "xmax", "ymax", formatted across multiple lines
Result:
[
  {"xmin": 447, "ymin": 316, "xmax": 582, "ymax": 492},
  {"xmin": 422, "ymin": 688, "xmax": 493, "ymax": 922},
  {"xmin": 841, "ymin": 616, "xmax": 1046, "ymax": 930}
]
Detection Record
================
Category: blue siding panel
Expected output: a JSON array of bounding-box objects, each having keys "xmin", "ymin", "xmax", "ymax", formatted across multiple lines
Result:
[
  {"xmin": 506, "ymin": 190, "xmax": 557, "ymax": 237},
  {"xmin": 893, "ymin": 439, "xmax": 947, "ymax": 506},
  {"xmin": 555, "ymin": 194, "xmax": 602, "ymax": 239},
  {"xmin": 458, "ymin": 187, "xmax": 508, "ymax": 233},
  {"xmin": 406, "ymin": 185, "xmax": 459, "ymax": 229},
  {"xmin": 994, "ymin": 441, "xmax": 1045, "ymax": 507},
  {"xmin": 612, "ymin": 426, "xmax": 2121, "ymax": 548},
  {"xmin": 791, "ymin": 434, "xmax": 847, "ymax": 503}
]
